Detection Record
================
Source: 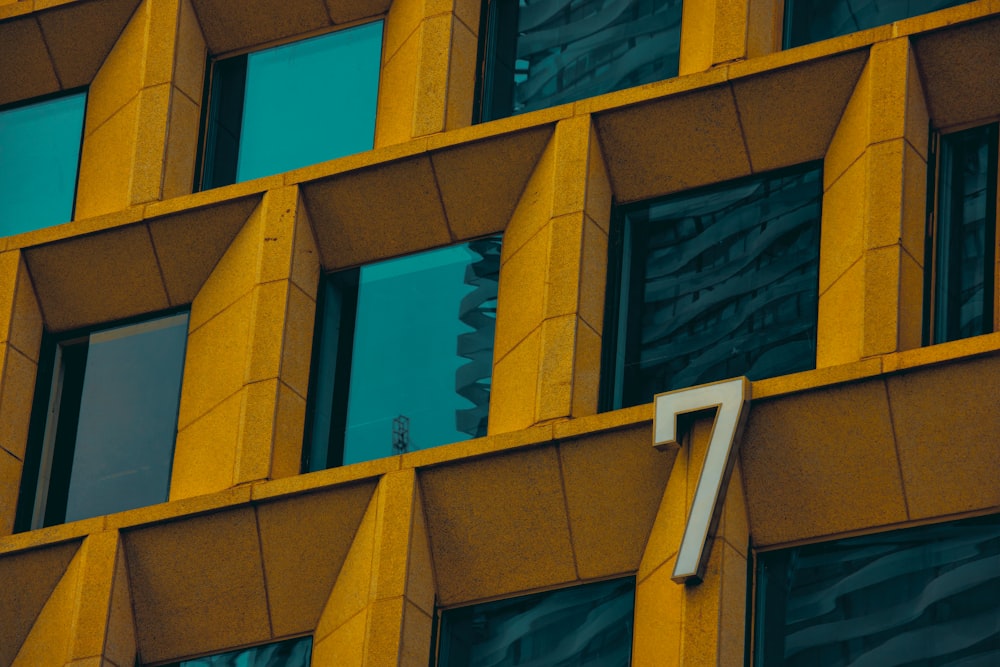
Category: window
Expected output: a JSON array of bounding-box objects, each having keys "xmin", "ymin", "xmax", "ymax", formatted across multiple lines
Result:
[
  {"xmin": 754, "ymin": 513, "xmax": 1000, "ymax": 665},
  {"xmin": 0, "ymin": 90, "xmax": 86, "ymax": 236},
  {"xmin": 159, "ymin": 636, "xmax": 312, "ymax": 666},
  {"xmin": 601, "ymin": 163, "xmax": 822, "ymax": 410},
  {"xmin": 476, "ymin": 0, "xmax": 683, "ymax": 122},
  {"xmin": 198, "ymin": 21, "xmax": 383, "ymax": 189},
  {"xmin": 783, "ymin": 0, "xmax": 973, "ymax": 48},
  {"xmin": 15, "ymin": 311, "xmax": 189, "ymax": 530},
  {"xmin": 436, "ymin": 577, "xmax": 635, "ymax": 666},
  {"xmin": 925, "ymin": 122, "xmax": 999, "ymax": 345},
  {"xmin": 304, "ymin": 236, "xmax": 501, "ymax": 470}
]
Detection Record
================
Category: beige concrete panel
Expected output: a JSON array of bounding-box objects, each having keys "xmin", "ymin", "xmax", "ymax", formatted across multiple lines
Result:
[
  {"xmin": 406, "ymin": 481, "xmax": 436, "ymax": 616},
  {"xmin": 903, "ymin": 47, "xmax": 930, "ymax": 159},
  {"xmin": 678, "ymin": 0, "xmax": 714, "ymax": 76},
  {"xmin": 11, "ymin": 260, "xmax": 43, "ymax": 362},
  {"xmin": 369, "ymin": 471, "xmax": 420, "ymax": 604},
  {"xmin": 824, "ymin": 63, "xmax": 871, "ymax": 191},
  {"xmin": 400, "ymin": 600, "xmax": 433, "ymax": 667},
  {"xmin": 0, "ymin": 17, "xmax": 61, "ymax": 106},
  {"xmin": 313, "ymin": 606, "xmax": 368, "ymax": 666},
  {"xmin": 383, "ymin": 0, "xmax": 423, "ymax": 62},
  {"xmin": 412, "ymin": 16, "xmax": 452, "ymax": 137},
  {"xmin": 493, "ymin": 225, "xmax": 547, "ymax": 362},
  {"xmin": 366, "ymin": 596, "xmax": 412, "ymax": 666},
  {"xmin": 23, "ymin": 223, "xmax": 170, "ymax": 332},
  {"xmin": 68, "ymin": 531, "xmax": 120, "ymax": 661},
  {"xmin": 594, "ymin": 84, "xmax": 750, "ymax": 204},
  {"xmin": 585, "ymin": 129, "xmax": 613, "ymax": 233},
  {"xmin": 430, "ymin": 126, "xmax": 554, "ymax": 242},
  {"xmin": 147, "ymin": 195, "xmax": 260, "ymax": 308},
  {"xmin": 162, "ymin": 88, "xmax": 201, "ymax": 200},
  {"xmin": 271, "ymin": 381, "xmax": 307, "ymax": 479},
  {"xmin": 144, "ymin": 0, "xmax": 182, "ymax": 89},
  {"xmin": 256, "ymin": 480, "xmax": 378, "ymax": 637},
  {"xmin": 559, "ymin": 425, "xmax": 672, "ymax": 579},
  {"xmin": 85, "ymin": 0, "xmax": 147, "ymax": 133},
  {"xmin": 746, "ymin": 0, "xmax": 780, "ymax": 58},
  {"xmin": 446, "ymin": 15, "xmax": 477, "ymax": 131},
  {"xmin": 188, "ymin": 202, "xmax": 262, "ymax": 332},
  {"xmin": 544, "ymin": 214, "xmax": 585, "ymax": 320},
  {"xmin": 36, "ymin": 0, "xmax": 143, "ymax": 89},
  {"xmin": 536, "ymin": 314, "xmax": 576, "ymax": 422},
  {"xmin": 887, "ymin": 355, "xmax": 1000, "ymax": 519},
  {"xmin": 0, "ymin": 347, "xmax": 36, "ymax": 467},
  {"xmin": 245, "ymin": 282, "xmax": 289, "ymax": 385},
  {"xmin": 816, "ymin": 259, "xmax": 864, "ymax": 367},
  {"xmin": 633, "ymin": 556, "xmax": 682, "ymax": 666},
  {"xmin": 898, "ymin": 249, "xmax": 923, "ymax": 353},
  {"xmin": 105, "ymin": 542, "xmax": 137, "ymax": 667},
  {"xmin": 175, "ymin": 0, "xmax": 207, "ymax": 103},
  {"xmin": 170, "ymin": 390, "xmax": 241, "ymax": 500},
  {"xmin": 123, "ymin": 508, "xmax": 271, "ymax": 663},
  {"xmin": 130, "ymin": 83, "xmax": 172, "ymax": 205},
  {"xmin": 257, "ymin": 187, "xmax": 299, "ymax": 286},
  {"xmin": 865, "ymin": 139, "xmax": 906, "ymax": 250},
  {"xmin": 571, "ymin": 320, "xmax": 602, "ymax": 418},
  {"xmin": 0, "ymin": 252, "xmax": 16, "ymax": 346},
  {"xmin": 234, "ymin": 379, "xmax": 279, "ymax": 485},
  {"xmin": 718, "ymin": 464, "xmax": 750, "ymax": 557},
  {"xmin": 867, "ymin": 39, "xmax": 911, "ymax": 145},
  {"xmin": 0, "ymin": 446, "xmax": 20, "ymax": 536},
  {"xmin": 579, "ymin": 216, "xmax": 607, "ymax": 334},
  {"xmin": 912, "ymin": 16, "xmax": 1000, "ymax": 129},
  {"xmin": 716, "ymin": 541, "xmax": 748, "ymax": 667},
  {"xmin": 301, "ymin": 157, "xmax": 451, "ymax": 269},
  {"xmin": 677, "ymin": 539, "xmax": 724, "ymax": 666},
  {"xmin": 11, "ymin": 546, "xmax": 79, "ymax": 666},
  {"xmin": 500, "ymin": 132, "xmax": 556, "ymax": 259},
  {"xmin": 0, "ymin": 539, "xmax": 80, "ymax": 666},
  {"xmin": 290, "ymin": 196, "xmax": 322, "ymax": 299},
  {"xmin": 177, "ymin": 292, "xmax": 253, "ymax": 429},
  {"xmin": 731, "ymin": 50, "xmax": 869, "ymax": 173},
  {"xmin": 862, "ymin": 246, "xmax": 902, "ymax": 358},
  {"xmin": 280, "ymin": 285, "xmax": 315, "ymax": 398},
  {"xmin": 188, "ymin": 0, "xmax": 331, "ymax": 54},
  {"xmin": 376, "ymin": 27, "xmax": 420, "ymax": 148},
  {"xmin": 325, "ymin": 0, "xmax": 391, "ymax": 24},
  {"xmin": 714, "ymin": 0, "xmax": 751, "ymax": 64},
  {"xmin": 75, "ymin": 97, "xmax": 140, "ymax": 220},
  {"xmin": 488, "ymin": 327, "xmax": 541, "ymax": 433},
  {"xmin": 900, "ymin": 143, "xmax": 927, "ymax": 263},
  {"xmin": 819, "ymin": 155, "xmax": 865, "ymax": 294},
  {"xmin": 551, "ymin": 116, "xmax": 592, "ymax": 219},
  {"xmin": 420, "ymin": 445, "xmax": 577, "ymax": 605},
  {"xmin": 740, "ymin": 378, "xmax": 908, "ymax": 546}
]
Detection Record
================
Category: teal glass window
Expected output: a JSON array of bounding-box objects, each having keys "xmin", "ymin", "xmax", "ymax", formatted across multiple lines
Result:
[
  {"xmin": 783, "ymin": 0, "xmax": 972, "ymax": 48},
  {"xmin": 305, "ymin": 236, "xmax": 501, "ymax": 470},
  {"xmin": 199, "ymin": 21, "xmax": 383, "ymax": 189},
  {"xmin": 436, "ymin": 577, "xmax": 635, "ymax": 666},
  {"xmin": 159, "ymin": 636, "xmax": 312, "ymax": 666},
  {"xmin": 0, "ymin": 90, "xmax": 86, "ymax": 236},
  {"xmin": 476, "ymin": 0, "xmax": 682, "ymax": 122},
  {"xmin": 15, "ymin": 311, "xmax": 188, "ymax": 530},
  {"xmin": 754, "ymin": 513, "xmax": 1000, "ymax": 666},
  {"xmin": 601, "ymin": 163, "xmax": 822, "ymax": 410},
  {"xmin": 925, "ymin": 123, "xmax": 999, "ymax": 344}
]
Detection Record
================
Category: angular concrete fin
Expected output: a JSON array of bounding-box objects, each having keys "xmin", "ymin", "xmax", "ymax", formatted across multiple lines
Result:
[{"xmin": 12, "ymin": 543, "xmax": 83, "ymax": 666}]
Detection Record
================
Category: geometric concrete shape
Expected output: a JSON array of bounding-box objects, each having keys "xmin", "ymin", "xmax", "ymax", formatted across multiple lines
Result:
[{"xmin": 189, "ymin": 0, "xmax": 337, "ymax": 54}]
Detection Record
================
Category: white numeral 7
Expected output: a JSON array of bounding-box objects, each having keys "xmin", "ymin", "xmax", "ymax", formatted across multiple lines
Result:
[{"xmin": 653, "ymin": 376, "xmax": 751, "ymax": 584}]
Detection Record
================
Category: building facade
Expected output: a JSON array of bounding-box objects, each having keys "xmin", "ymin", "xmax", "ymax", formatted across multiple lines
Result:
[{"xmin": 0, "ymin": 0, "xmax": 998, "ymax": 664}]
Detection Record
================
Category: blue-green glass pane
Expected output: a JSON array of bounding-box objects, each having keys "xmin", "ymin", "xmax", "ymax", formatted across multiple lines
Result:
[
  {"xmin": 342, "ymin": 237, "xmax": 500, "ymax": 465},
  {"xmin": 63, "ymin": 312, "xmax": 188, "ymax": 523},
  {"xmin": 170, "ymin": 636, "xmax": 312, "ymax": 667},
  {"xmin": 614, "ymin": 164, "xmax": 822, "ymax": 408},
  {"xmin": 0, "ymin": 92, "xmax": 85, "ymax": 236},
  {"xmin": 236, "ymin": 21, "xmax": 382, "ymax": 182},
  {"xmin": 438, "ymin": 577, "xmax": 635, "ymax": 667},
  {"xmin": 784, "ymin": 0, "xmax": 972, "ymax": 48},
  {"xmin": 755, "ymin": 513, "xmax": 1000, "ymax": 666}
]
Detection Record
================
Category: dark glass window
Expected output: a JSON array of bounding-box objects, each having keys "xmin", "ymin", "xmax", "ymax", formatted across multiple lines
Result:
[
  {"xmin": 437, "ymin": 577, "xmax": 635, "ymax": 667},
  {"xmin": 15, "ymin": 311, "xmax": 188, "ymax": 530},
  {"xmin": 755, "ymin": 513, "xmax": 1000, "ymax": 666},
  {"xmin": 476, "ymin": 0, "xmax": 683, "ymax": 122},
  {"xmin": 601, "ymin": 164, "xmax": 822, "ymax": 410},
  {"xmin": 305, "ymin": 236, "xmax": 501, "ymax": 470},
  {"xmin": 0, "ymin": 90, "xmax": 86, "ymax": 236},
  {"xmin": 198, "ymin": 21, "xmax": 383, "ymax": 189},
  {"xmin": 783, "ymin": 0, "xmax": 972, "ymax": 48},
  {"xmin": 925, "ymin": 123, "xmax": 999, "ymax": 345},
  {"xmin": 159, "ymin": 636, "xmax": 312, "ymax": 666}
]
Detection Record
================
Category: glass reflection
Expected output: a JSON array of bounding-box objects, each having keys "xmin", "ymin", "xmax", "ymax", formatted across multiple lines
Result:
[
  {"xmin": 163, "ymin": 636, "xmax": 312, "ymax": 667},
  {"xmin": 784, "ymin": 0, "xmax": 971, "ymax": 48},
  {"xmin": 755, "ymin": 513, "xmax": 1000, "ymax": 666},
  {"xmin": 0, "ymin": 91, "xmax": 86, "ymax": 236},
  {"xmin": 437, "ymin": 578, "xmax": 635, "ymax": 667}
]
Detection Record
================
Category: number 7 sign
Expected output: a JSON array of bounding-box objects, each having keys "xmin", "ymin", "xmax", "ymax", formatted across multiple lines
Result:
[{"xmin": 653, "ymin": 377, "xmax": 751, "ymax": 584}]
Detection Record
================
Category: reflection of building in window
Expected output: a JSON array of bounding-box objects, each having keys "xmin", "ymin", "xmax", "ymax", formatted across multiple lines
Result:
[
  {"xmin": 601, "ymin": 164, "xmax": 823, "ymax": 410},
  {"xmin": 925, "ymin": 123, "xmax": 999, "ymax": 344},
  {"xmin": 476, "ymin": 0, "xmax": 683, "ymax": 122},
  {"xmin": 0, "ymin": 91, "xmax": 86, "ymax": 235},
  {"xmin": 198, "ymin": 21, "xmax": 382, "ymax": 189},
  {"xmin": 304, "ymin": 236, "xmax": 502, "ymax": 470},
  {"xmin": 15, "ymin": 311, "xmax": 188, "ymax": 531},
  {"xmin": 754, "ymin": 513, "xmax": 1000, "ymax": 666},
  {"xmin": 160, "ymin": 635, "xmax": 312, "ymax": 667},
  {"xmin": 784, "ymin": 0, "xmax": 972, "ymax": 47},
  {"xmin": 436, "ymin": 577, "xmax": 635, "ymax": 666}
]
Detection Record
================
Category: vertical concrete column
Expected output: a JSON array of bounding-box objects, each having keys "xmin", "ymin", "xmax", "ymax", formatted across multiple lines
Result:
[
  {"xmin": 171, "ymin": 186, "xmax": 320, "ymax": 500},
  {"xmin": 679, "ymin": 0, "xmax": 781, "ymax": 76},
  {"xmin": 313, "ymin": 469, "xmax": 437, "ymax": 666},
  {"xmin": 75, "ymin": 0, "xmax": 207, "ymax": 218},
  {"xmin": 635, "ymin": 417, "xmax": 751, "ymax": 666},
  {"xmin": 818, "ymin": 38, "xmax": 929, "ymax": 366},
  {"xmin": 0, "ymin": 251, "xmax": 42, "ymax": 536},
  {"xmin": 377, "ymin": 0, "xmax": 481, "ymax": 147},
  {"xmin": 490, "ymin": 115, "xmax": 612, "ymax": 433}
]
